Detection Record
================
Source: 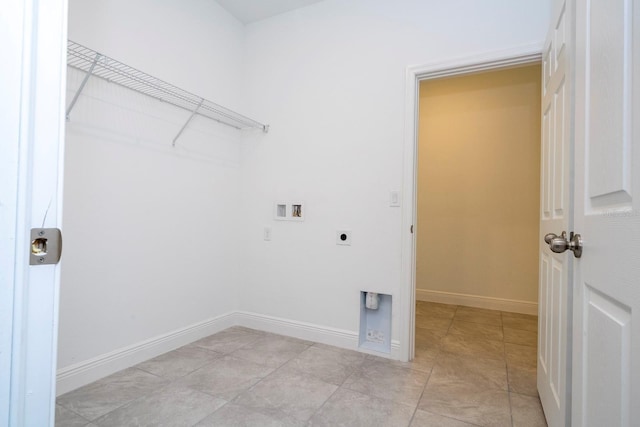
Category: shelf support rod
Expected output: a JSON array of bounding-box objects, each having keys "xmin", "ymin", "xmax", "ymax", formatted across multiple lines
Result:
[
  {"xmin": 66, "ymin": 52, "xmax": 101, "ymax": 120},
  {"xmin": 172, "ymin": 98, "xmax": 204, "ymax": 147}
]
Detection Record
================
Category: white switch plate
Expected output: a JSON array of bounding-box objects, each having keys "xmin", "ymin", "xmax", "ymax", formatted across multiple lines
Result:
[
  {"xmin": 390, "ymin": 191, "xmax": 400, "ymax": 207},
  {"xmin": 263, "ymin": 227, "xmax": 272, "ymax": 241},
  {"xmin": 336, "ymin": 230, "xmax": 351, "ymax": 245}
]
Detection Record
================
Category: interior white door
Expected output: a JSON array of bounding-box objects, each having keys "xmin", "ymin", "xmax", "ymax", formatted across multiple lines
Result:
[
  {"xmin": 572, "ymin": 0, "xmax": 640, "ymax": 425},
  {"xmin": 0, "ymin": 0, "xmax": 68, "ymax": 425},
  {"xmin": 537, "ymin": 0, "xmax": 572, "ymax": 425}
]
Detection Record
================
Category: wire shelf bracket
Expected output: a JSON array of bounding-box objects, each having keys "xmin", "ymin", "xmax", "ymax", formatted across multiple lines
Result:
[
  {"xmin": 65, "ymin": 40, "xmax": 269, "ymax": 145},
  {"xmin": 66, "ymin": 52, "xmax": 101, "ymax": 120},
  {"xmin": 173, "ymin": 98, "xmax": 204, "ymax": 147}
]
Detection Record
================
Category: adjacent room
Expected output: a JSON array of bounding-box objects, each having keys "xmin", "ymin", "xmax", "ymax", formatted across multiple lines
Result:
[
  {"xmin": 54, "ymin": 0, "xmax": 551, "ymax": 426},
  {"xmin": 413, "ymin": 64, "xmax": 542, "ymax": 424}
]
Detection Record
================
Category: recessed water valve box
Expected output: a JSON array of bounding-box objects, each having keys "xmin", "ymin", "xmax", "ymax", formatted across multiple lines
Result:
[
  {"xmin": 359, "ymin": 291, "xmax": 392, "ymax": 354},
  {"xmin": 274, "ymin": 201, "xmax": 304, "ymax": 221}
]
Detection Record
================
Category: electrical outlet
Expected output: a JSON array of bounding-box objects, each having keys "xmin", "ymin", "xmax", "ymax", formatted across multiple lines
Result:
[{"xmin": 336, "ymin": 230, "xmax": 351, "ymax": 245}]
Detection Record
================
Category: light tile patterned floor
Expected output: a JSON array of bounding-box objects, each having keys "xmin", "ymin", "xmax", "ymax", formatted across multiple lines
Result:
[{"xmin": 56, "ymin": 304, "xmax": 547, "ymax": 426}]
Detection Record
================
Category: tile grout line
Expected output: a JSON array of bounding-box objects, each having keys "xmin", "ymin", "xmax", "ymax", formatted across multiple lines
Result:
[
  {"xmin": 58, "ymin": 341, "xmax": 228, "ymax": 424},
  {"xmin": 169, "ymin": 350, "xmax": 258, "ymax": 427},
  {"xmin": 407, "ymin": 303, "xmax": 453, "ymax": 426},
  {"xmin": 406, "ymin": 352, "xmax": 436, "ymax": 426},
  {"xmin": 220, "ymin": 340, "xmax": 320, "ymax": 423},
  {"xmin": 410, "ymin": 304, "xmax": 485, "ymax": 427},
  {"xmin": 303, "ymin": 378, "xmax": 344, "ymax": 425},
  {"xmin": 283, "ymin": 340, "xmax": 372, "ymax": 424},
  {"xmin": 190, "ymin": 352, "xmax": 301, "ymax": 424},
  {"xmin": 54, "ymin": 403, "xmax": 92, "ymax": 425},
  {"xmin": 426, "ymin": 306, "xmax": 512, "ymax": 425},
  {"xmin": 168, "ymin": 330, "xmax": 310, "ymax": 426},
  {"xmin": 410, "ymin": 312, "xmax": 441, "ymax": 424},
  {"xmin": 228, "ymin": 342, "xmax": 366, "ymax": 425},
  {"xmin": 77, "ymin": 367, "xmax": 169, "ymax": 424},
  {"xmin": 502, "ymin": 311, "xmax": 516, "ymax": 427},
  {"xmin": 446, "ymin": 304, "xmax": 459, "ymax": 334}
]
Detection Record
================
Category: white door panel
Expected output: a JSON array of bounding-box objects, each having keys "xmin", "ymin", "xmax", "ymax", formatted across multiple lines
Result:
[
  {"xmin": 573, "ymin": 0, "xmax": 640, "ymax": 425},
  {"xmin": 538, "ymin": 1, "xmax": 572, "ymax": 425}
]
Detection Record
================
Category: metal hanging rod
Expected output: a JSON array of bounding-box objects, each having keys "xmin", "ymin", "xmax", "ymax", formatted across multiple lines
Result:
[{"xmin": 66, "ymin": 40, "xmax": 269, "ymax": 144}]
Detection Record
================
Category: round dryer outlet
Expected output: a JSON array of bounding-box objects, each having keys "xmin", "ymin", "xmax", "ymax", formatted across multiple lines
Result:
[{"xmin": 336, "ymin": 230, "xmax": 351, "ymax": 245}]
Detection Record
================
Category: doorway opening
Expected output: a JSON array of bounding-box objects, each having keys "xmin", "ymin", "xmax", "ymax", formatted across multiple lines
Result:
[
  {"xmin": 416, "ymin": 65, "xmax": 542, "ymax": 313},
  {"xmin": 398, "ymin": 49, "xmax": 545, "ymax": 423},
  {"xmin": 399, "ymin": 47, "xmax": 543, "ymax": 360}
]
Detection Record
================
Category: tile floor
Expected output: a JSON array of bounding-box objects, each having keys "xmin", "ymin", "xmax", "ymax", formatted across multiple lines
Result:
[{"xmin": 56, "ymin": 302, "xmax": 547, "ymax": 426}]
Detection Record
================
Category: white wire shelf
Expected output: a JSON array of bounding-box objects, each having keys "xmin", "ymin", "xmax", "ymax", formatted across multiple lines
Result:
[{"xmin": 66, "ymin": 40, "xmax": 268, "ymax": 145}]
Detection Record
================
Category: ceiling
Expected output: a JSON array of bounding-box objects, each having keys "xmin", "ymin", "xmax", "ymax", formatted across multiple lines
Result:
[{"xmin": 216, "ymin": 0, "xmax": 325, "ymax": 24}]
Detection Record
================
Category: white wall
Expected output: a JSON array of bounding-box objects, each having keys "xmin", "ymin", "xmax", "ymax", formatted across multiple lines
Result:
[
  {"xmin": 58, "ymin": 0, "xmax": 244, "ymax": 370},
  {"xmin": 239, "ymin": 0, "xmax": 551, "ymax": 345}
]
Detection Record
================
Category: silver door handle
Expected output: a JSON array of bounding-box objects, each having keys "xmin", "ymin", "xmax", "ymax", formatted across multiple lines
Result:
[{"xmin": 544, "ymin": 231, "xmax": 583, "ymax": 258}]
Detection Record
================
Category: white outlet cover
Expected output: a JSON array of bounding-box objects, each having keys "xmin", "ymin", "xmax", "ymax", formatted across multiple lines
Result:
[
  {"xmin": 336, "ymin": 230, "xmax": 351, "ymax": 245},
  {"xmin": 263, "ymin": 226, "xmax": 272, "ymax": 241}
]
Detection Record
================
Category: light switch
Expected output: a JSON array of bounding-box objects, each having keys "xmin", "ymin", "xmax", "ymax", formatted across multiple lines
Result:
[
  {"xmin": 264, "ymin": 227, "xmax": 272, "ymax": 241},
  {"xmin": 390, "ymin": 191, "xmax": 400, "ymax": 207}
]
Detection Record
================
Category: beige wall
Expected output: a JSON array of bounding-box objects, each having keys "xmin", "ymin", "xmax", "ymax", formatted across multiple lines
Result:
[{"xmin": 417, "ymin": 64, "xmax": 541, "ymax": 304}]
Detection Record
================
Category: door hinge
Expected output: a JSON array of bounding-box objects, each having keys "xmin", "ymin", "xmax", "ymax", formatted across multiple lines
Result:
[{"xmin": 410, "ymin": 225, "xmax": 414, "ymax": 234}]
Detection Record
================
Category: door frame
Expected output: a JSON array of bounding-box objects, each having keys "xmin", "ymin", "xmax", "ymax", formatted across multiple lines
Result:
[
  {"xmin": 399, "ymin": 44, "xmax": 544, "ymax": 362},
  {"xmin": 0, "ymin": 0, "xmax": 68, "ymax": 424}
]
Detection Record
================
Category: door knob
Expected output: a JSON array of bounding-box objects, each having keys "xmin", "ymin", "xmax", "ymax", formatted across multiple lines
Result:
[{"xmin": 544, "ymin": 231, "xmax": 582, "ymax": 258}]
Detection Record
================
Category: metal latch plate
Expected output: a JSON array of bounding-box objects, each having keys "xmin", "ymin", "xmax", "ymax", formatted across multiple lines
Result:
[{"xmin": 30, "ymin": 228, "xmax": 62, "ymax": 265}]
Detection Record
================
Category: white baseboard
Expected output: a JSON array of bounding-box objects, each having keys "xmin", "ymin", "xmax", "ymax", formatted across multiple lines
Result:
[
  {"xmin": 235, "ymin": 311, "xmax": 357, "ymax": 349},
  {"xmin": 57, "ymin": 311, "xmax": 400, "ymax": 395},
  {"xmin": 56, "ymin": 312, "xmax": 236, "ymax": 395},
  {"xmin": 416, "ymin": 289, "xmax": 538, "ymax": 315},
  {"xmin": 234, "ymin": 311, "xmax": 400, "ymax": 360}
]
